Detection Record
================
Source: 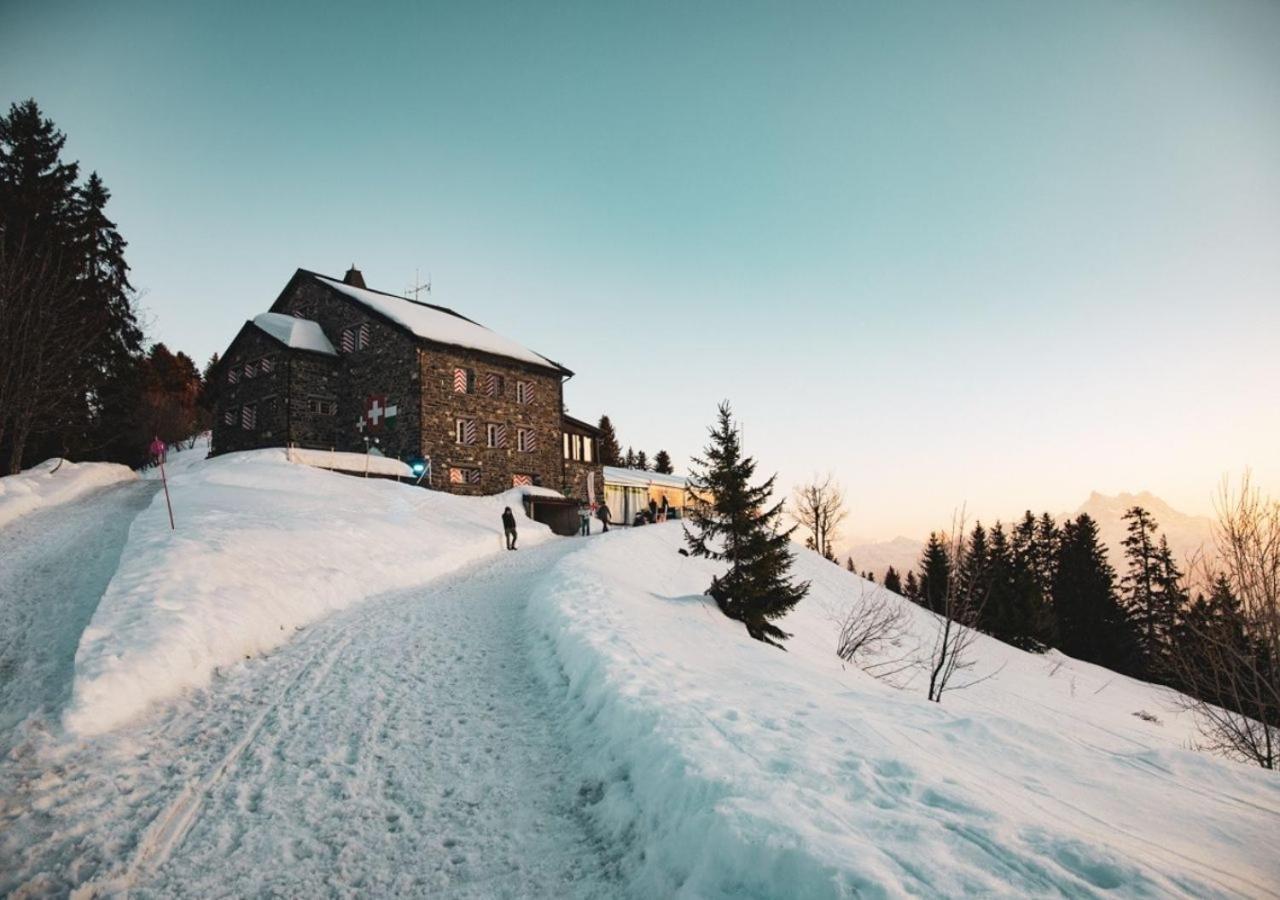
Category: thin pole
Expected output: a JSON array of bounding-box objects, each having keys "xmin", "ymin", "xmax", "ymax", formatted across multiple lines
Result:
[{"xmin": 159, "ymin": 458, "xmax": 175, "ymax": 530}]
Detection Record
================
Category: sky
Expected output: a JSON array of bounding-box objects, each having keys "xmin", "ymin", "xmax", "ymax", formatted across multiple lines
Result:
[{"xmin": 3, "ymin": 0, "xmax": 1278, "ymax": 540}]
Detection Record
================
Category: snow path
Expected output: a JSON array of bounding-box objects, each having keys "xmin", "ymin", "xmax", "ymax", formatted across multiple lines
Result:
[
  {"xmin": 0, "ymin": 480, "xmax": 159, "ymax": 755},
  {"xmin": 1, "ymin": 540, "xmax": 622, "ymax": 898}
]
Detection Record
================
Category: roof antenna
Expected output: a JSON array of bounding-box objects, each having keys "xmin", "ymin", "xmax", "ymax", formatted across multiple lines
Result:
[{"xmin": 405, "ymin": 267, "xmax": 432, "ymax": 302}]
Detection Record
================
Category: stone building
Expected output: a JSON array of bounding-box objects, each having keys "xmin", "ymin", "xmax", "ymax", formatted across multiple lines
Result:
[{"xmin": 211, "ymin": 267, "xmax": 603, "ymax": 501}]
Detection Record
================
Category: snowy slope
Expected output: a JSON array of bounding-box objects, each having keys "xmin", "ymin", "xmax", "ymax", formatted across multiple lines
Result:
[
  {"xmin": 528, "ymin": 524, "xmax": 1280, "ymax": 897},
  {"xmin": 0, "ymin": 458, "xmax": 137, "ymax": 529},
  {"xmin": 65, "ymin": 448, "xmax": 554, "ymax": 735}
]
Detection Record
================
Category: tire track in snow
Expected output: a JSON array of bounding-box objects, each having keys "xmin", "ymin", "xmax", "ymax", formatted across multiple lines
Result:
[{"xmin": 116, "ymin": 627, "xmax": 356, "ymax": 887}]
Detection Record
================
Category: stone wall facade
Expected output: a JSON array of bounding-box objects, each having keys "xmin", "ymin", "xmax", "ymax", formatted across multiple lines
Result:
[
  {"xmin": 418, "ymin": 345, "xmax": 564, "ymax": 496},
  {"xmin": 211, "ymin": 325, "xmax": 344, "ymax": 456},
  {"xmin": 561, "ymin": 458, "xmax": 604, "ymax": 506},
  {"xmin": 273, "ymin": 279, "xmax": 424, "ymax": 460}
]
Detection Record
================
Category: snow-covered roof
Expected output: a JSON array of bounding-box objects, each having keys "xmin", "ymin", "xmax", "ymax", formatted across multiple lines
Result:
[
  {"xmin": 313, "ymin": 274, "xmax": 567, "ymax": 373},
  {"xmin": 251, "ymin": 312, "xmax": 337, "ymax": 355},
  {"xmin": 602, "ymin": 466, "xmax": 690, "ymax": 490}
]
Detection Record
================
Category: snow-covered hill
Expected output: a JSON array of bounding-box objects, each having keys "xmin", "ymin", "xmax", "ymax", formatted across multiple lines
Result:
[
  {"xmin": 530, "ymin": 524, "xmax": 1279, "ymax": 896},
  {"xmin": 3, "ymin": 448, "xmax": 1273, "ymax": 897},
  {"xmin": 65, "ymin": 447, "xmax": 556, "ymax": 735}
]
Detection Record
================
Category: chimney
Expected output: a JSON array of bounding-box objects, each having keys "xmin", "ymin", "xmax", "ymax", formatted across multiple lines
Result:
[{"xmin": 342, "ymin": 265, "xmax": 366, "ymax": 288}]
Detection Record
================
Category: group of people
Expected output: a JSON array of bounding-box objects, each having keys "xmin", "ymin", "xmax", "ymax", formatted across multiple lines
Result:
[
  {"xmin": 633, "ymin": 495, "xmax": 672, "ymax": 527},
  {"xmin": 504, "ymin": 494, "xmax": 676, "ymax": 547}
]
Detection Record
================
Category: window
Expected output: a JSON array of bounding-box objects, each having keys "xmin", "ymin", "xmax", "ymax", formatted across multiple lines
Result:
[
  {"xmin": 227, "ymin": 367, "xmax": 239, "ymax": 385},
  {"xmin": 341, "ymin": 327, "xmax": 355, "ymax": 354},
  {"xmin": 358, "ymin": 321, "xmax": 370, "ymax": 350},
  {"xmin": 453, "ymin": 367, "xmax": 476, "ymax": 394},
  {"xmin": 563, "ymin": 433, "xmax": 594, "ymax": 462},
  {"xmin": 517, "ymin": 427, "xmax": 537, "ymax": 453},
  {"xmin": 487, "ymin": 423, "xmax": 507, "ymax": 448},
  {"xmin": 241, "ymin": 403, "xmax": 257, "ymax": 430},
  {"xmin": 243, "ymin": 360, "xmax": 257, "ymax": 379},
  {"xmin": 512, "ymin": 473, "xmax": 533, "ymax": 488},
  {"xmin": 455, "ymin": 418, "xmax": 477, "ymax": 445},
  {"xmin": 223, "ymin": 408, "xmax": 235, "ymax": 425},
  {"xmin": 485, "ymin": 372, "xmax": 504, "ymax": 397},
  {"xmin": 307, "ymin": 397, "xmax": 336, "ymax": 416},
  {"xmin": 260, "ymin": 356, "xmax": 274, "ymax": 374},
  {"xmin": 449, "ymin": 466, "xmax": 481, "ymax": 485},
  {"xmin": 516, "ymin": 380, "xmax": 533, "ymax": 405}
]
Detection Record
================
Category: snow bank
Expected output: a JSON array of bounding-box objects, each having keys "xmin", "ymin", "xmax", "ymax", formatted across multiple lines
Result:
[
  {"xmin": 286, "ymin": 446, "xmax": 413, "ymax": 478},
  {"xmin": 528, "ymin": 525, "xmax": 1280, "ymax": 897},
  {"xmin": 65, "ymin": 448, "xmax": 553, "ymax": 735},
  {"xmin": 0, "ymin": 458, "xmax": 137, "ymax": 529}
]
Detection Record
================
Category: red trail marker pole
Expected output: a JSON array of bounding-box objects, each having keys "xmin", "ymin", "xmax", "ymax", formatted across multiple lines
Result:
[{"xmin": 150, "ymin": 437, "xmax": 175, "ymax": 530}]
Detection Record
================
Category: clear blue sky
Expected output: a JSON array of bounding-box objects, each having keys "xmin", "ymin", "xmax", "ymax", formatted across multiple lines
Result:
[{"xmin": 4, "ymin": 0, "xmax": 1277, "ymax": 539}]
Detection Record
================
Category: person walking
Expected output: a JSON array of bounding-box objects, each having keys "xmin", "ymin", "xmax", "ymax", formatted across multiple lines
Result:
[
  {"xmin": 502, "ymin": 506, "xmax": 518, "ymax": 550},
  {"xmin": 597, "ymin": 502, "xmax": 612, "ymax": 533}
]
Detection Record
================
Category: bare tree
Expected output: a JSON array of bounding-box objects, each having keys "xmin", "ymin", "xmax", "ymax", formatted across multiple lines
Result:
[
  {"xmin": 925, "ymin": 512, "xmax": 994, "ymax": 703},
  {"xmin": 837, "ymin": 583, "xmax": 910, "ymax": 665},
  {"xmin": 1169, "ymin": 473, "xmax": 1280, "ymax": 769},
  {"xmin": 793, "ymin": 473, "xmax": 848, "ymax": 560}
]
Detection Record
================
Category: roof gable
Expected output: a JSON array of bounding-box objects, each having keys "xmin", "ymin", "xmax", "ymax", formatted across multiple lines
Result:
[{"xmin": 293, "ymin": 270, "xmax": 571, "ymax": 375}]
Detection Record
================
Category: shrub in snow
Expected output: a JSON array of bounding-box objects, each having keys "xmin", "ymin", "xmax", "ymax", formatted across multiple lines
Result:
[{"xmin": 684, "ymin": 401, "xmax": 808, "ymax": 647}]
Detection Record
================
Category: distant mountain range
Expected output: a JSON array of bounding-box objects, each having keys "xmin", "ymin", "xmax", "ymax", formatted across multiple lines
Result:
[{"xmin": 841, "ymin": 491, "xmax": 1215, "ymax": 581}]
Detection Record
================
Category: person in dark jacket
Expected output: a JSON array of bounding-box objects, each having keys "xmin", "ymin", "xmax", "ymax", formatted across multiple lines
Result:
[
  {"xmin": 597, "ymin": 502, "xmax": 611, "ymax": 532},
  {"xmin": 502, "ymin": 506, "xmax": 518, "ymax": 550}
]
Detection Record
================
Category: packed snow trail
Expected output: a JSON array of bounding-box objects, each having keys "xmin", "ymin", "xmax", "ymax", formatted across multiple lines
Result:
[
  {"xmin": 0, "ymin": 480, "xmax": 158, "ymax": 755},
  {"xmin": 1, "ymin": 538, "xmax": 621, "ymax": 897}
]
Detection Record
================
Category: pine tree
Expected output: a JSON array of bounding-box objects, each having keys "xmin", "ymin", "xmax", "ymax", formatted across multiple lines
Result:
[
  {"xmin": 979, "ymin": 522, "xmax": 1019, "ymax": 646},
  {"xmin": 596, "ymin": 415, "xmax": 622, "ymax": 466},
  {"xmin": 1010, "ymin": 512, "xmax": 1054, "ymax": 649},
  {"xmin": 77, "ymin": 171, "xmax": 143, "ymax": 463},
  {"xmin": 864, "ymin": 570, "xmax": 876, "ymax": 582},
  {"xmin": 623, "ymin": 446, "xmax": 636, "ymax": 468},
  {"xmin": 846, "ymin": 557, "xmax": 856, "ymax": 573},
  {"xmin": 1052, "ymin": 514, "xmax": 1136, "ymax": 673},
  {"xmin": 958, "ymin": 521, "xmax": 991, "ymax": 604},
  {"xmin": 883, "ymin": 566, "xmax": 903, "ymax": 595},
  {"xmin": 916, "ymin": 532, "xmax": 952, "ymax": 614},
  {"xmin": 0, "ymin": 100, "xmax": 145, "ymax": 470},
  {"xmin": 904, "ymin": 570, "xmax": 920, "ymax": 601},
  {"xmin": 653, "ymin": 449, "xmax": 673, "ymax": 474},
  {"xmin": 634, "ymin": 450, "xmax": 649, "ymax": 471},
  {"xmin": 685, "ymin": 402, "xmax": 809, "ymax": 647},
  {"xmin": 1120, "ymin": 507, "xmax": 1182, "ymax": 676}
]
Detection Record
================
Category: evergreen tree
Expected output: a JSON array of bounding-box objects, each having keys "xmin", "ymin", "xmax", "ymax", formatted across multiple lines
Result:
[
  {"xmin": 846, "ymin": 557, "xmax": 856, "ymax": 573},
  {"xmin": 1119, "ymin": 507, "xmax": 1185, "ymax": 676},
  {"xmin": 634, "ymin": 449, "xmax": 649, "ymax": 471},
  {"xmin": 979, "ymin": 522, "xmax": 1021, "ymax": 646},
  {"xmin": 882, "ymin": 566, "xmax": 903, "ymax": 595},
  {"xmin": 864, "ymin": 570, "xmax": 876, "ymax": 582},
  {"xmin": 1009, "ymin": 512, "xmax": 1055, "ymax": 650},
  {"xmin": 904, "ymin": 570, "xmax": 920, "ymax": 601},
  {"xmin": 77, "ymin": 171, "xmax": 143, "ymax": 462},
  {"xmin": 958, "ymin": 521, "xmax": 991, "ymax": 604},
  {"xmin": 685, "ymin": 402, "xmax": 809, "ymax": 647},
  {"xmin": 916, "ymin": 532, "xmax": 952, "ymax": 614},
  {"xmin": 623, "ymin": 446, "xmax": 636, "ymax": 468},
  {"xmin": 0, "ymin": 100, "xmax": 144, "ymax": 470},
  {"xmin": 596, "ymin": 415, "xmax": 622, "ymax": 466},
  {"xmin": 1052, "ymin": 514, "xmax": 1137, "ymax": 673},
  {"xmin": 653, "ymin": 449, "xmax": 674, "ymax": 474}
]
